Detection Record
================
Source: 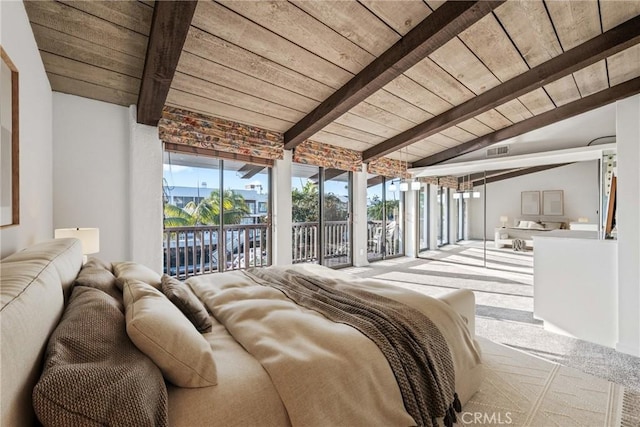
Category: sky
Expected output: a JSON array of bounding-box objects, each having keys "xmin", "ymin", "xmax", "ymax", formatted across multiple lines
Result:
[{"xmin": 163, "ymin": 163, "xmax": 399, "ymax": 203}]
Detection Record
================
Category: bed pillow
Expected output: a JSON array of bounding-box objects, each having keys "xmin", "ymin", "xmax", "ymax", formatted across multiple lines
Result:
[
  {"xmin": 517, "ymin": 220, "xmax": 530, "ymax": 228},
  {"xmin": 123, "ymin": 279, "xmax": 218, "ymax": 388},
  {"xmin": 75, "ymin": 258, "xmax": 121, "ymax": 301},
  {"xmin": 113, "ymin": 261, "xmax": 162, "ymax": 289},
  {"xmin": 33, "ymin": 286, "xmax": 168, "ymax": 426},
  {"xmin": 528, "ymin": 222, "xmax": 546, "ymax": 230},
  {"xmin": 161, "ymin": 274, "xmax": 212, "ymax": 333},
  {"xmin": 543, "ymin": 222, "xmax": 563, "ymax": 230}
]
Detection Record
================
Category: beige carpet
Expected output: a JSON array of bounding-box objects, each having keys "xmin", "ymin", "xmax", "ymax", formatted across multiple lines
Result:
[{"xmin": 465, "ymin": 338, "xmax": 640, "ymax": 426}]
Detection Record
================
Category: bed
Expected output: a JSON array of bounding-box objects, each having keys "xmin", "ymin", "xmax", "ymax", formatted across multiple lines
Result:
[
  {"xmin": 1, "ymin": 238, "xmax": 483, "ymax": 427},
  {"xmin": 494, "ymin": 219, "xmax": 567, "ymax": 248}
]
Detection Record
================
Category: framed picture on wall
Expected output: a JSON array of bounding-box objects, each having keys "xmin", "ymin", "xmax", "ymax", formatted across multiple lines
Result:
[
  {"xmin": 521, "ymin": 191, "xmax": 540, "ymax": 215},
  {"xmin": 543, "ymin": 190, "xmax": 564, "ymax": 215},
  {"xmin": 1, "ymin": 46, "xmax": 19, "ymax": 227}
]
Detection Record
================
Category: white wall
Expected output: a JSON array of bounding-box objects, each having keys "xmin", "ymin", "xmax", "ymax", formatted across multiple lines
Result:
[
  {"xmin": 52, "ymin": 93, "xmax": 130, "ymax": 262},
  {"xmin": 0, "ymin": 1, "xmax": 53, "ymax": 258},
  {"xmin": 129, "ymin": 106, "xmax": 163, "ymax": 273},
  {"xmin": 468, "ymin": 161, "xmax": 600, "ymax": 240},
  {"xmin": 616, "ymin": 94, "xmax": 640, "ymax": 356}
]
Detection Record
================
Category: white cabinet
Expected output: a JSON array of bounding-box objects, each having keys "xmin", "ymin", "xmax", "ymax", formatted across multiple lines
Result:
[{"xmin": 533, "ymin": 231, "xmax": 617, "ymax": 348}]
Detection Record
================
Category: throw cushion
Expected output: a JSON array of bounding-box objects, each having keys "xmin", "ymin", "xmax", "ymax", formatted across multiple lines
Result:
[
  {"xmin": 113, "ymin": 261, "xmax": 161, "ymax": 289},
  {"xmin": 543, "ymin": 222, "xmax": 563, "ymax": 230},
  {"xmin": 161, "ymin": 274, "xmax": 212, "ymax": 333},
  {"xmin": 75, "ymin": 258, "xmax": 121, "ymax": 302},
  {"xmin": 123, "ymin": 279, "xmax": 218, "ymax": 387},
  {"xmin": 33, "ymin": 286, "xmax": 168, "ymax": 427},
  {"xmin": 528, "ymin": 222, "xmax": 546, "ymax": 230}
]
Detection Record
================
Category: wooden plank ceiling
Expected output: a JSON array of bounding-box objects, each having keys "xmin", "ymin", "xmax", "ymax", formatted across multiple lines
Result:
[{"xmin": 24, "ymin": 0, "xmax": 640, "ymax": 167}]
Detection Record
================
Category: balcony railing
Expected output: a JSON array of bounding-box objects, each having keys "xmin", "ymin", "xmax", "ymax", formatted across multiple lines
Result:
[
  {"xmin": 163, "ymin": 224, "xmax": 269, "ymax": 279},
  {"xmin": 367, "ymin": 220, "xmax": 401, "ymax": 258},
  {"xmin": 292, "ymin": 220, "xmax": 350, "ymax": 265},
  {"xmin": 164, "ymin": 220, "xmax": 398, "ymax": 279}
]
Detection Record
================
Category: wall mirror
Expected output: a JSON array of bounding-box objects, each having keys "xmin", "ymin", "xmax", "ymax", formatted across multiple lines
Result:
[{"xmin": 1, "ymin": 46, "xmax": 19, "ymax": 227}]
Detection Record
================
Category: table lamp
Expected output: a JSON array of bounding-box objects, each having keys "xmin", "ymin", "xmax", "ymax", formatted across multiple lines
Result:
[
  {"xmin": 54, "ymin": 227, "xmax": 100, "ymax": 263},
  {"xmin": 500, "ymin": 216, "xmax": 508, "ymax": 228}
]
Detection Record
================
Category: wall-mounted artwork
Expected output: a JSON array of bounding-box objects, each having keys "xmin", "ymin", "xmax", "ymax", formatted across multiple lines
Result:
[
  {"xmin": 521, "ymin": 191, "xmax": 540, "ymax": 215},
  {"xmin": 543, "ymin": 190, "xmax": 564, "ymax": 215},
  {"xmin": 1, "ymin": 46, "xmax": 19, "ymax": 227}
]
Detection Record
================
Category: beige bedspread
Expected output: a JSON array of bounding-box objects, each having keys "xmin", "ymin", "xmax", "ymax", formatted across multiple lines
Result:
[{"xmin": 187, "ymin": 264, "xmax": 483, "ymax": 426}]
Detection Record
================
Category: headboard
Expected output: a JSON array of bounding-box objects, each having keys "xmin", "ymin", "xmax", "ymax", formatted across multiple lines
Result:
[{"xmin": 0, "ymin": 239, "xmax": 83, "ymax": 426}]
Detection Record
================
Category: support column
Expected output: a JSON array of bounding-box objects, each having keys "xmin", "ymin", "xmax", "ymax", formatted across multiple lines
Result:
[
  {"xmin": 352, "ymin": 164, "xmax": 369, "ymax": 266},
  {"xmin": 616, "ymin": 94, "xmax": 640, "ymax": 356},
  {"xmin": 128, "ymin": 106, "xmax": 163, "ymax": 273},
  {"xmin": 272, "ymin": 150, "xmax": 292, "ymax": 265}
]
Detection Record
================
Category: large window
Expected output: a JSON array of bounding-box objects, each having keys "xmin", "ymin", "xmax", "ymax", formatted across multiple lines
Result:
[
  {"xmin": 291, "ymin": 164, "xmax": 352, "ymax": 267},
  {"xmin": 162, "ymin": 151, "xmax": 271, "ymax": 277},
  {"xmin": 366, "ymin": 175, "xmax": 404, "ymax": 262}
]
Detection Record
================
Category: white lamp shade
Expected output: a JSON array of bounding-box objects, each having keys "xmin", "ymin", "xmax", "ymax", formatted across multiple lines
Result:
[
  {"xmin": 411, "ymin": 181, "xmax": 421, "ymax": 191},
  {"xmin": 578, "ymin": 217, "xmax": 589, "ymax": 223},
  {"xmin": 462, "ymin": 192, "xmax": 470, "ymax": 199},
  {"xmin": 389, "ymin": 182, "xmax": 397, "ymax": 192},
  {"xmin": 500, "ymin": 216, "xmax": 509, "ymax": 223},
  {"xmin": 453, "ymin": 192, "xmax": 461, "ymax": 199},
  {"xmin": 55, "ymin": 228, "xmax": 100, "ymax": 255},
  {"xmin": 472, "ymin": 191, "xmax": 481, "ymax": 198},
  {"xmin": 399, "ymin": 182, "xmax": 409, "ymax": 192}
]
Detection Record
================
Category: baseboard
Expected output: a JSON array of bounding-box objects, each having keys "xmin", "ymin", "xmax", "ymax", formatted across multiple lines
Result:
[{"xmin": 616, "ymin": 341, "xmax": 640, "ymax": 357}]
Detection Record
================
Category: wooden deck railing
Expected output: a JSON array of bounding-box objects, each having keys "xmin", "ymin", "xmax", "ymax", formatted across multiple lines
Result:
[
  {"xmin": 164, "ymin": 220, "xmax": 392, "ymax": 278},
  {"xmin": 292, "ymin": 220, "xmax": 350, "ymax": 264},
  {"xmin": 163, "ymin": 223, "xmax": 269, "ymax": 279}
]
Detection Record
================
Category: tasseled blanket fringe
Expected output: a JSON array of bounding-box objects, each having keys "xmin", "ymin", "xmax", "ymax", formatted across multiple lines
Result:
[{"xmin": 440, "ymin": 393, "xmax": 462, "ymax": 427}]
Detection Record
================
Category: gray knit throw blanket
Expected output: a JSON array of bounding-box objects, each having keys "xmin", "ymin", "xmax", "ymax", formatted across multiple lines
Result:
[{"xmin": 245, "ymin": 268, "xmax": 461, "ymax": 427}]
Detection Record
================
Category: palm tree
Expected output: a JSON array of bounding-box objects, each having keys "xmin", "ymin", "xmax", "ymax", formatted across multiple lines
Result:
[
  {"xmin": 367, "ymin": 195, "xmax": 399, "ymax": 221},
  {"xmin": 163, "ymin": 189, "xmax": 250, "ymax": 227},
  {"xmin": 292, "ymin": 181, "xmax": 319, "ymax": 222}
]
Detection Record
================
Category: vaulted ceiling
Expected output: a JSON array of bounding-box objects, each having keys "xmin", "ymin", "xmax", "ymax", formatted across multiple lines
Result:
[{"xmin": 24, "ymin": 0, "xmax": 640, "ymax": 167}]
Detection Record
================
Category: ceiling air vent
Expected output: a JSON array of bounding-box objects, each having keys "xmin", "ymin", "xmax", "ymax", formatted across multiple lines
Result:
[{"xmin": 486, "ymin": 146, "xmax": 509, "ymax": 157}]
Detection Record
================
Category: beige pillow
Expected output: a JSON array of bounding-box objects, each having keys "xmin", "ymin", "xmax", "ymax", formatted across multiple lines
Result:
[
  {"xmin": 113, "ymin": 261, "xmax": 162, "ymax": 289},
  {"xmin": 122, "ymin": 279, "xmax": 217, "ymax": 388}
]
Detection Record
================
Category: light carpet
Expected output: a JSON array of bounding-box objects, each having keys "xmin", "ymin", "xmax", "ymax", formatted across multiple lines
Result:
[{"xmin": 467, "ymin": 337, "xmax": 640, "ymax": 427}]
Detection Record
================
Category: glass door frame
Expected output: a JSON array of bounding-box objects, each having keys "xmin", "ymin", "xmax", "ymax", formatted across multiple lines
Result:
[
  {"xmin": 367, "ymin": 176, "xmax": 405, "ymax": 262},
  {"xmin": 417, "ymin": 183, "xmax": 430, "ymax": 252}
]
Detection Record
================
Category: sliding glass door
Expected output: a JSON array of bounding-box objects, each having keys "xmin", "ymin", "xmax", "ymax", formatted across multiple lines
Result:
[
  {"xmin": 162, "ymin": 151, "xmax": 271, "ymax": 277},
  {"xmin": 291, "ymin": 164, "xmax": 352, "ymax": 267},
  {"xmin": 367, "ymin": 175, "xmax": 404, "ymax": 262},
  {"xmin": 437, "ymin": 186, "xmax": 450, "ymax": 247},
  {"xmin": 418, "ymin": 184, "xmax": 429, "ymax": 252}
]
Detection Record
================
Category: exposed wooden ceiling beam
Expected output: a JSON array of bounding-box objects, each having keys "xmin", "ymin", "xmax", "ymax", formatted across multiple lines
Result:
[
  {"xmin": 471, "ymin": 164, "xmax": 572, "ymax": 186},
  {"xmin": 458, "ymin": 169, "xmax": 513, "ymax": 183},
  {"xmin": 137, "ymin": 1, "xmax": 197, "ymax": 126},
  {"xmin": 309, "ymin": 168, "xmax": 346, "ymax": 183},
  {"xmin": 367, "ymin": 175, "xmax": 384, "ymax": 188},
  {"xmin": 283, "ymin": 1, "xmax": 503, "ymax": 150},
  {"xmin": 413, "ymin": 76, "xmax": 640, "ymax": 168},
  {"xmin": 363, "ymin": 14, "xmax": 640, "ymax": 162},
  {"xmin": 240, "ymin": 165, "xmax": 266, "ymax": 180}
]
